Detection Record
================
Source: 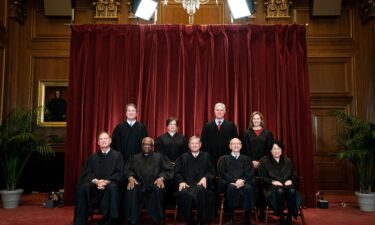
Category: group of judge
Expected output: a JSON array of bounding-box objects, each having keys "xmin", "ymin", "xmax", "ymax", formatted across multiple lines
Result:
[{"xmin": 73, "ymin": 103, "xmax": 299, "ymax": 225}]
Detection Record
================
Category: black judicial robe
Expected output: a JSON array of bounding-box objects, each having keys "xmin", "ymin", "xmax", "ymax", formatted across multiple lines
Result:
[
  {"xmin": 201, "ymin": 120, "xmax": 238, "ymax": 163},
  {"xmin": 124, "ymin": 152, "xmax": 174, "ymax": 186},
  {"xmin": 218, "ymin": 154, "xmax": 255, "ymax": 191},
  {"xmin": 111, "ymin": 121, "xmax": 148, "ymax": 161},
  {"xmin": 259, "ymin": 155, "xmax": 298, "ymax": 197},
  {"xmin": 243, "ymin": 128, "xmax": 273, "ymax": 161},
  {"xmin": 218, "ymin": 154, "xmax": 255, "ymax": 210},
  {"xmin": 74, "ymin": 149, "xmax": 124, "ymax": 225},
  {"xmin": 174, "ymin": 151, "xmax": 216, "ymax": 221},
  {"xmin": 46, "ymin": 97, "xmax": 67, "ymax": 121},
  {"xmin": 259, "ymin": 155, "xmax": 299, "ymax": 216},
  {"xmin": 155, "ymin": 132, "xmax": 188, "ymax": 162},
  {"xmin": 124, "ymin": 152, "xmax": 174, "ymax": 224}
]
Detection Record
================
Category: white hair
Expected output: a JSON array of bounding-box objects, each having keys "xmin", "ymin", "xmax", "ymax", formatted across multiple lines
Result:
[{"xmin": 214, "ymin": 102, "xmax": 226, "ymax": 111}]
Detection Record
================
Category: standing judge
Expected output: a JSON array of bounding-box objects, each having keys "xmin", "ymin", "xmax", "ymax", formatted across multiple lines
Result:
[
  {"xmin": 124, "ymin": 137, "xmax": 174, "ymax": 225},
  {"xmin": 218, "ymin": 138, "xmax": 255, "ymax": 225},
  {"xmin": 111, "ymin": 103, "xmax": 148, "ymax": 162},
  {"xmin": 73, "ymin": 132, "xmax": 124, "ymax": 225},
  {"xmin": 155, "ymin": 117, "xmax": 188, "ymax": 163},
  {"xmin": 243, "ymin": 111, "xmax": 273, "ymax": 170},
  {"xmin": 175, "ymin": 136, "xmax": 216, "ymax": 224},
  {"xmin": 201, "ymin": 103, "xmax": 238, "ymax": 164}
]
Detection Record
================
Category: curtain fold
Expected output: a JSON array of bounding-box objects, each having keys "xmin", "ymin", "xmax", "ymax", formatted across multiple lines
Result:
[{"xmin": 66, "ymin": 24, "xmax": 315, "ymax": 207}]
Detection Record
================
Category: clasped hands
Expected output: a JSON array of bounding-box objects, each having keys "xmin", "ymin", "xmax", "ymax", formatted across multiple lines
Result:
[
  {"xmin": 94, "ymin": 179, "xmax": 110, "ymax": 190},
  {"xmin": 230, "ymin": 179, "xmax": 245, "ymax": 189},
  {"xmin": 272, "ymin": 180, "xmax": 292, "ymax": 187}
]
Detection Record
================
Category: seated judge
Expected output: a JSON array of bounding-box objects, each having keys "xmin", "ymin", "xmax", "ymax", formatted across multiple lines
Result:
[
  {"xmin": 124, "ymin": 137, "xmax": 174, "ymax": 225},
  {"xmin": 155, "ymin": 117, "xmax": 188, "ymax": 163},
  {"xmin": 259, "ymin": 140, "xmax": 298, "ymax": 225},
  {"xmin": 218, "ymin": 138, "xmax": 255, "ymax": 225},
  {"xmin": 73, "ymin": 132, "xmax": 123, "ymax": 225},
  {"xmin": 175, "ymin": 136, "xmax": 216, "ymax": 225}
]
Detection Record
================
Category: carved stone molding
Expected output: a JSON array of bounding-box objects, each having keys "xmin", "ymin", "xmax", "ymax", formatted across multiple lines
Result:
[
  {"xmin": 92, "ymin": 0, "xmax": 120, "ymax": 19},
  {"xmin": 9, "ymin": 0, "xmax": 26, "ymax": 23},
  {"xmin": 361, "ymin": 0, "xmax": 375, "ymax": 23},
  {"xmin": 264, "ymin": 0, "xmax": 292, "ymax": 19}
]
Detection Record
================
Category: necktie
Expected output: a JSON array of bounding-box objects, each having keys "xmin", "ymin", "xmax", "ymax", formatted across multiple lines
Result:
[{"xmin": 217, "ymin": 120, "xmax": 221, "ymax": 130}]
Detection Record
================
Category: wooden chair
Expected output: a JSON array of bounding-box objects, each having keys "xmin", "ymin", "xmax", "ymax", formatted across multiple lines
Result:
[
  {"xmin": 218, "ymin": 193, "xmax": 259, "ymax": 225},
  {"xmin": 264, "ymin": 190, "xmax": 305, "ymax": 225}
]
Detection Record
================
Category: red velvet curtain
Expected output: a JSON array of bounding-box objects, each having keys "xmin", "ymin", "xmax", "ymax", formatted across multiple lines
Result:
[{"xmin": 65, "ymin": 24, "xmax": 315, "ymax": 207}]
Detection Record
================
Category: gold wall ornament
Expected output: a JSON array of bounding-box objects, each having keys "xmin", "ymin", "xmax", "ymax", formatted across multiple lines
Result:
[
  {"xmin": 361, "ymin": 0, "xmax": 375, "ymax": 23},
  {"xmin": 9, "ymin": 0, "xmax": 26, "ymax": 23},
  {"xmin": 93, "ymin": 0, "xmax": 121, "ymax": 19},
  {"xmin": 264, "ymin": 0, "xmax": 292, "ymax": 18},
  {"xmin": 163, "ymin": 0, "xmax": 217, "ymax": 24}
]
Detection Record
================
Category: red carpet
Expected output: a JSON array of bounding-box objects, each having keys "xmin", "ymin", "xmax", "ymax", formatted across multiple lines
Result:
[{"xmin": 1, "ymin": 192, "xmax": 374, "ymax": 225}]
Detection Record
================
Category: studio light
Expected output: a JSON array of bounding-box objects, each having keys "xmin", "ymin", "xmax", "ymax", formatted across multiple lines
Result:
[
  {"xmin": 133, "ymin": 0, "xmax": 158, "ymax": 20},
  {"xmin": 227, "ymin": 0, "xmax": 255, "ymax": 19}
]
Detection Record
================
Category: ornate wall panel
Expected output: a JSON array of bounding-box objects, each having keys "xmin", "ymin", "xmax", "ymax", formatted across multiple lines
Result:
[
  {"xmin": 308, "ymin": 56, "xmax": 354, "ymax": 96},
  {"xmin": 294, "ymin": 7, "xmax": 354, "ymax": 41},
  {"xmin": 312, "ymin": 106, "xmax": 354, "ymax": 190},
  {"xmin": 30, "ymin": 54, "xmax": 69, "ymax": 139},
  {"xmin": 159, "ymin": 2, "xmax": 225, "ymax": 24},
  {"xmin": 0, "ymin": 47, "xmax": 4, "ymax": 121},
  {"xmin": 0, "ymin": 0, "xmax": 6, "ymax": 28},
  {"xmin": 31, "ymin": 55, "xmax": 70, "ymax": 83},
  {"xmin": 74, "ymin": 7, "xmax": 95, "ymax": 24},
  {"xmin": 31, "ymin": 9, "xmax": 71, "ymax": 40}
]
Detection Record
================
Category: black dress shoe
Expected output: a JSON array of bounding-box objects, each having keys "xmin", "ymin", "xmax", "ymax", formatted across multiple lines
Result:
[{"xmin": 227, "ymin": 218, "xmax": 234, "ymax": 225}]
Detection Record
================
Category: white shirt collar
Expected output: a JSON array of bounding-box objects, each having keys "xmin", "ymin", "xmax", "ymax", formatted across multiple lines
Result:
[
  {"xmin": 168, "ymin": 131, "xmax": 176, "ymax": 137},
  {"xmin": 215, "ymin": 118, "xmax": 224, "ymax": 125},
  {"xmin": 231, "ymin": 152, "xmax": 240, "ymax": 158},
  {"xmin": 191, "ymin": 151, "xmax": 200, "ymax": 157},
  {"xmin": 127, "ymin": 120, "xmax": 136, "ymax": 126},
  {"xmin": 101, "ymin": 148, "xmax": 111, "ymax": 154}
]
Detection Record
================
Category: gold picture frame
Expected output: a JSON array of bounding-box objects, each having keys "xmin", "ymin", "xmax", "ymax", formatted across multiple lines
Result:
[{"xmin": 38, "ymin": 80, "xmax": 68, "ymax": 127}]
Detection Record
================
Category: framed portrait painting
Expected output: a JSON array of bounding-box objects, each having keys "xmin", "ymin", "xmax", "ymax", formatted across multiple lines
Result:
[{"xmin": 38, "ymin": 80, "xmax": 68, "ymax": 127}]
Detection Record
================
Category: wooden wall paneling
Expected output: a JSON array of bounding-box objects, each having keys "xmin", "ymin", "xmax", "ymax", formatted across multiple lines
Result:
[
  {"xmin": 311, "ymin": 105, "xmax": 354, "ymax": 190},
  {"xmin": 293, "ymin": 7, "xmax": 354, "ymax": 41},
  {"xmin": 74, "ymin": 7, "xmax": 95, "ymax": 25},
  {"xmin": 0, "ymin": 46, "xmax": 5, "ymax": 121},
  {"xmin": 31, "ymin": 53, "xmax": 70, "ymax": 142},
  {"xmin": 3, "ymin": 17, "xmax": 33, "ymax": 112},
  {"xmin": 353, "ymin": 5, "xmax": 375, "ymax": 122},
  {"xmin": 31, "ymin": 8, "xmax": 71, "ymax": 40},
  {"xmin": 159, "ymin": 2, "xmax": 225, "ymax": 24},
  {"xmin": 308, "ymin": 56, "xmax": 354, "ymax": 96},
  {"xmin": 0, "ymin": 0, "xmax": 6, "ymax": 28}
]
